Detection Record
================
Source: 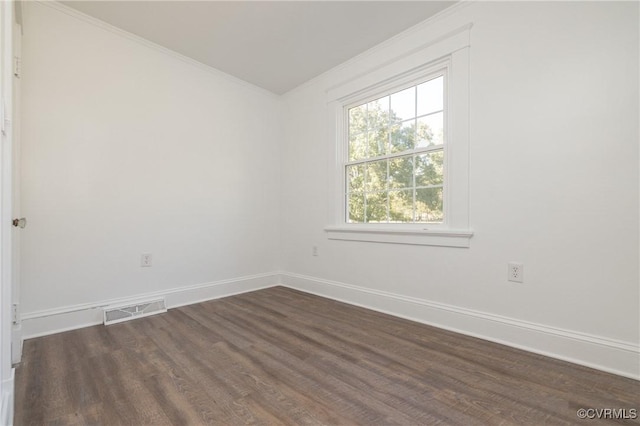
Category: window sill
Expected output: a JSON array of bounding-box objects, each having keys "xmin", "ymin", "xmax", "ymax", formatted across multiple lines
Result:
[{"xmin": 324, "ymin": 226, "xmax": 473, "ymax": 248}]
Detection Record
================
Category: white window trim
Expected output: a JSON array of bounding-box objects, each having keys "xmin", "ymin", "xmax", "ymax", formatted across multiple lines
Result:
[{"xmin": 325, "ymin": 24, "xmax": 473, "ymax": 248}]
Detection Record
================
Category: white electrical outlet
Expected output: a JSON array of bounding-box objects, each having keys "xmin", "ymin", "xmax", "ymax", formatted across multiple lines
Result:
[
  {"xmin": 312, "ymin": 246, "xmax": 318, "ymax": 257},
  {"xmin": 141, "ymin": 253, "xmax": 152, "ymax": 267},
  {"xmin": 508, "ymin": 262, "xmax": 523, "ymax": 283}
]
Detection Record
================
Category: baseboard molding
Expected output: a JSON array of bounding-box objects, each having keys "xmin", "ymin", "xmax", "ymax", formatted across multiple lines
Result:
[
  {"xmin": 21, "ymin": 272, "xmax": 280, "ymax": 340},
  {"xmin": 281, "ymin": 272, "xmax": 640, "ymax": 380},
  {"xmin": 1, "ymin": 369, "xmax": 14, "ymax": 426},
  {"xmin": 11, "ymin": 324, "xmax": 22, "ymax": 365}
]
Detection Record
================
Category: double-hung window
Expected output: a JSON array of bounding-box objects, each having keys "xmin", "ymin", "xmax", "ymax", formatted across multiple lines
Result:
[
  {"xmin": 346, "ymin": 72, "xmax": 446, "ymax": 224},
  {"xmin": 326, "ymin": 25, "xmax": 473, "ymax": 247}
]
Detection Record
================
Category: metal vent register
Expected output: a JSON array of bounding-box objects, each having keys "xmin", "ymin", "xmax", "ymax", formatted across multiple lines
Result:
[{"xmin": 103, "ymin": 298, "xmax": 167, "ymax": 325}]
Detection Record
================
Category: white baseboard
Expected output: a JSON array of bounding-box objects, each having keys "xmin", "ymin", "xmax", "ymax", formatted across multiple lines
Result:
[
  {"xmin": 281, "ymin": 272, "xmax": 640, "ymax": 380},
  {"xmin": 21, "ymin": 272, "xmax": 280, "ymax": 340},
  {"xmin": 11, "ymin": 325, "xmax": 21, "ymax": 365},
  {"xmin": 1, "ymin": 369, "xmax": 14, "ymax": 426}
]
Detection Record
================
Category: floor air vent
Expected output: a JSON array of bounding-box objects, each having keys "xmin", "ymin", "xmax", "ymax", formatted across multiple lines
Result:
[{"xmin": 103, "ymin": 298, "xmax": 167, "ymax": 325}]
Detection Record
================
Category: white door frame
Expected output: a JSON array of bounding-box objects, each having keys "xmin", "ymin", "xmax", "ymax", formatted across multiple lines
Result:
[
  {"xmin": 10, "ymin": 12, "xmax": 20, "ymax": 367},
  {"xmin": 0, "ymin": 1, "xmax": 15, "ymax": 425}
]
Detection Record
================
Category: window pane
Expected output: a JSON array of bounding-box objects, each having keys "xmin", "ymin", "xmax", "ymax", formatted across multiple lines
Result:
[
  {"xmin": 366, "ymin": 192, "xmax": 388, "ymax": 223},
  {"xmin": 367, "ymin": 96, "xmax": 389, "ymax": 130},
  {"xmin": 367, "ymin": 127, "xmax": 389, "ymax": 157},
  {"xmin": 416, "ymin": 112, "xmax": 443, "ymax": 148},
  {"xmin": 415, "ymin": 187, "xmax": 443, "ymax": 223},
  {"xmin": 415, "ymin": 150, "xmax": 444, "ymax": 187},
  {"xmin": 349, "ymin": 104, "xmax": 367, "ymax": 136},
  {"xmin": 389, "ymin": 190, "xmax": 413, "ymax": 222},
  {"xmin": 390, "ymin": 87, "xmax": 416, "ymax": 122},
  {"xmin": 389, "ymin": 156, "xmax": 413, "ymax": 189},
  {"xmin": 348, "ymin": 192, "xmax": 365, "ymax": 223},
  {"xmin": 365, "ymin": 160, "xmax": 387, "ymax": 192},
  {"xmin": 346, "ymin": 164, "xmax": 365, "ymax": 193},
  {"xmin": 349, "ymin": 132, "xmax": 367, "ymax": 161},
  {"xmin": 390, "ymin": 119, "xmax": 415, "ymax": 153},
  {"xmin": 417, "ymin": 76, "xmax": 444, "ymax": 116}
]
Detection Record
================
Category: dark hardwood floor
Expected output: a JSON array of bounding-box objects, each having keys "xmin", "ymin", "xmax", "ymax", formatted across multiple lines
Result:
[{"xmin": 15, "ymin": 286, "xmax": 639, "ymax": 425}]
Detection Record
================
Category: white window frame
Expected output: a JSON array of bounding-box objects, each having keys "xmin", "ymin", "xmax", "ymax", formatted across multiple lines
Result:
[{"xmin": 325, "ymin": 25, "xmax": 473, "ymax": 248}]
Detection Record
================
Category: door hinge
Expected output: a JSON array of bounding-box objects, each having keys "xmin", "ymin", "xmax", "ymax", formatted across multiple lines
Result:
[
  {"xmin": 13, "ymin": 56, "xmax": 20, "ymax": 78},
  {"xmin": 12, "ymin": 304, "xmax": 19, "ymax": 325}
]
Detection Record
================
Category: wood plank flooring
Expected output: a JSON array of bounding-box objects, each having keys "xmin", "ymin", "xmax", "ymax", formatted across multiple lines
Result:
[{"xmin": 15, "ymin": 286, "xmax": 640, "ymax": 425}]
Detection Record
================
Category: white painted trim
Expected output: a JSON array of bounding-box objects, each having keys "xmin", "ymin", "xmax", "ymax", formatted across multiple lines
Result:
[
  {"xmin": 325, "ymin": 226, "xmax": 473, "ymax": 247},
  {"xmin": 34, "ymin": 1, "xmax": 278, "ymax": 99},
  {"xmin": 326, "ymin": 27, "xmax": 471, "ymax": 241},
  {"xmin": 326, "ymin": 24, "xmax": 471, "ymax": 102},
  {"xmin": 11, "ymin": 325, "xmax": 20, "ymax": 365},
  {"xmin": 21, "ymin": 272, "xmax": 280, "ymax": 340},
  {"xmin": 1, "ymin": 368, "xmax": 14, "ymax": 426},
  {"xmin": 281, "ymin": 272, "xmax": 640, "ymax": 380},
  {"xmin": 0, "ymin": 2, "xmax": 16, "ymax": 420}
]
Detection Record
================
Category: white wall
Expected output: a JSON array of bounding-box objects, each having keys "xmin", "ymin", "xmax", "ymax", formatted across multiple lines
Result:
[
  {"xmin": 20, "ymin": 3, "xmax": 281, "ymax": 316},
  {"xmin": 280, "ymin": 2, "xmax": 639, "ymax": 376}
]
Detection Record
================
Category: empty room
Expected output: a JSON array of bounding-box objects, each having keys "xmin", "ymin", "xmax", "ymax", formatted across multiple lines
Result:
[{"xmin": 0, "ymin": 0, "xmax": 637, "ymax": 424}]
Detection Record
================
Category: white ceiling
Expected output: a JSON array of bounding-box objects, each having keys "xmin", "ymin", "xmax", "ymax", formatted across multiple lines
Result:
[{"xmin": 61, "ymin": 1, "xmax": 455, "ymax": 94}]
